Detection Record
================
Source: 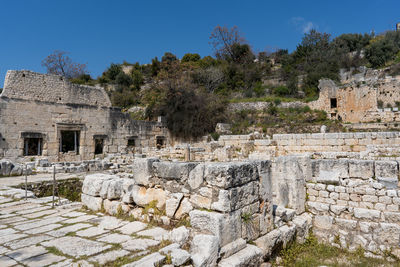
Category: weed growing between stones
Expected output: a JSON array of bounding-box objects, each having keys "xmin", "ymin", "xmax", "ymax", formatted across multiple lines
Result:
[
  {"xmin": 241, "ymin": 212, "xmax": 252, "ymax": 224},
  {"xmin": 274, "ymin": 233, "xmax": 400, "ymax": 267}
]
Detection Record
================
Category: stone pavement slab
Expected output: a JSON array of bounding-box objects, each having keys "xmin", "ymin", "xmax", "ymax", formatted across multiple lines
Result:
[
  {"xmin": 15, "ymin": 206, "xmax": 49, "ymax": 215},
  {"xmin": 25, "ymin": 223, "xmax": 63, "ymax": 235},
  {"xmin": 47, "ymin": 223, "xmax": 92, "ymax": 237},
  {"xmin": 14, "ymin": 216, "xmax": 65, "ymax": 231},
  {"xmin": 122, "ymin": 252, "xmax": 165, "ymax": 267},
  {"xmin": 76, "ymin": 226, "xmax": 108, "ymax": 237},
  {"xmin": 6, "ymin": 245, "xmax": 48, "ymax": 262},
  {"xmin": 91, "ymin": 216, "xmax": 128, "ymax": 230},
  {"xmin": 1, "ymin": 233, "xmax": 28, "ymax": 243},
  {"xmin": 21, "ymin": 252, "xmax": 66, "ymax": 267},
  {"xmin": 24, "ymin": 209, "xmax": 57, "ymax": 219},
  {"xmin": 0, "ymin": 246, "xmax": 10, "ymax": 255},
  {"xmin": 118, "ymin": 221, "xmax": 147, "ymax": 235},
  {"xmin": 62, "ymin": 214, "xmax": 97, "ymax": 224},
  {"xmin": 62, "ymin": 211, "xmax": 86, "ymax": 217},
  {"xmin": 137, "ymin": 227, "xmax": 169, "ymax": 240},
  {"xmin": 0, "ymin": 228, "xmax": 17, "ymax": 237},
  {"xmin": 90, "ymin": 249, "xmax": 130, "ymax": 265},
  {"xmin": 97, "ymin": 233, "xmax": 132, "ymax": 244},
  {"xmin": 122, "ymin": 238, "xmax": 160, "ymax": 251},
  {"xmin": 42, "ymin": 236, "xmax": 112, "ymax": 257},
  {"xmin": 4, "ymin": 234, "xmax": 54, "ymax": 250},
  {"xmin": 0, "ymin": 255, "xmax": 17, "ymax": 267}
]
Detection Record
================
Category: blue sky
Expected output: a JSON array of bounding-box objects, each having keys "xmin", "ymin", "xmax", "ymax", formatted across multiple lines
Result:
[{"xmin": 1, "ymin": 0, "xmax": 399, "ymax": 86}]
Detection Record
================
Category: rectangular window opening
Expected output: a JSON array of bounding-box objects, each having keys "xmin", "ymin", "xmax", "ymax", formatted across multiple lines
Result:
[
  {"xmin": 24, "ymin": 138, "xmax": 42, "ymax": 156},
  {"xmin": 94, "ymin": 138, "xmax": 104, "ymax": 154},
  {"xmin": 127, "ymin": 139, "xmax": 136, "ymax": 147},
  {"xmin": 156, "ymin": 137, "xmax": 166, "ymax": 150},
  {"xmin": 60, "ymin": 130, "xmax": 80, "ymax": 154},
  {"xmin": 330, "ymin": 98, "xmax": 337, "ymax": 108}
]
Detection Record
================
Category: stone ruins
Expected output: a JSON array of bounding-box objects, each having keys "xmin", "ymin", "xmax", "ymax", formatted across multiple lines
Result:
[
  {"xmin": 0, "ymin": 70, "xmax": 169, "ymax": 162},
  {"xmin": 1, "ymin": 70, "xmax": 400, "ymax": 266}
]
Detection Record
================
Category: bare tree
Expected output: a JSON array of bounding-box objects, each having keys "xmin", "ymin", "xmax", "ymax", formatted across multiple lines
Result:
[
  {"xmin": 209, "ymin": 25, "xmax": 246, "ymax": 61},
  {"xmin": 41, "ymin": 50, "xmax": 88, "ymax": 79}
]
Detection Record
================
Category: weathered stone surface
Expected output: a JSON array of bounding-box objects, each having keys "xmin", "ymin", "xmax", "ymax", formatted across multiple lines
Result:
[
  {"xmin": 188, "ymin": 163, "xmax": 205, "ymax": 189},
  {"xmin": 175, "ymin": 197, "xmax": 193, "ymax": 219},
  {"xmin": 47, "ymin": 223, "xmax": 92, "ymax": 237},
  {"xmin": 121, "ymin": 238, "xmax": 160, "ymax": 251},
  {"xmin": 218, "ymin": 244, "xmax": 263, "ymax": 267},
  {"xmin": 312, "ymin": 159, "xmax": 349, "ymax": 182},
  {"xmin": 63, "ymin": 215, "xmax": 97, "ymax": 224},
  {"xmin": 254, "ymin": 229, "xmax": 281, "ymax": 257},
  {"xmin": 153, "ymin": 161, "xmax": 198, "ymax": 182},
  {"xmin": 219, "ymin": 238, "xmax": 247, "ymax": 259},
  {"xmin": 98, "ymin": 233, "xmax": 132, "ymax": 244},
  {"xmin": 131, "ymin": 185, "xmax": 166, "ymax": 209},
  {"xmin": 81, "ymin": 194, "xmax": 103, "ymax": 211},
  {"xmin": 170, "ymin": 226, "xmax": 190, "ymax": 245},
  {"xmin": 354, "ymin": 208, "xmax": 381, "ymax": 220},
  {"xmin": 190, "ymin": 234, "xmax": 219, "ymax": 267},
  {"xmin": 0, "ymin": 255, "xmax": 18, "ymax": 267},
  {"xmin": 4, "ymin": 234, "xmax": 53, "ymax": 249},
  {"xmin": 90, "ymin": 249, "xmax": 130, "ymax": 265},
  {"xmin": 132, "ymin": 158, "xmax": 159, "ymax": 186},
  {"xmin": 118, "ymin": 221, "xmax": 147, "ymax": 235},
  {"xmin": 137, "ymin": 227, "xmax": 169, "ymax": 241},
  {"xmin": 273, "ymin": 156, "xmax": 308, "ymax": 214},
  {"xmin": 122, "ymin": 252, "xmax": 165, "ymax": 267},
  {"xmin": 82, "ymin": 174, "xmax": 117, "ymax": 196},
  {"xmin": 166, "ymin": 193, "xmax": 183, "ymax": 218},
  {"xmin": 314, "ymin": 215, "xmax": 333, "ymax": 230},
  {"xmin": 6, "ymin": 245, "xmax": 48, "ymax": 262},
  {"xmin": 204, "ymin": 162, "xmax": 259, "ymax": 189},
  {"xmin": 76, "ymin": 226, "xmax": 108, "ymax": 237},
  {"xmin": 374, "ymin": 223, "xmax": 400, "ymax": 246},
  {"xmin": 42, "ymin": 236, "xmax": 112, "ymax": 257},
  {"xmin": 375, "ymin": 161, "xmax": 398, "ymax": 180},
  {"xmin": 190, "ymin": 210, "xmax": 224, "ymax": 242},
  {"xmin": 22, "ymin": 253, "xmax": 66, "ymax": 267},
  {"xmin": 95, "ymin": 216, "xmax": 127, "ymax": 230},
  {"xmin": 348, "ymin": 160, "xmax": 374, "ymax": 179}
]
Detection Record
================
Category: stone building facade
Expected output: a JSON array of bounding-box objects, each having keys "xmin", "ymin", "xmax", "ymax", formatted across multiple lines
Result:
[
  {"xmin": 0, "ymin": 70, "xmax": 169, "ymax": 162},
  {"xmin": 309, "ymin": 68, "xmax": 400, "ymax": 123}
]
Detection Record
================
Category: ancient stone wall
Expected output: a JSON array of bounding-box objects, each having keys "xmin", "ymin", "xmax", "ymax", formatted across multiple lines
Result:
[
  {"xmin": 308, "ymin": 72, "xmax": 400, "ymax": 123},
  {"xmin": 3, "ymin": 70, "xmax": 111, "ymax": 107},
  {"xmin": 0, "ymin": 70, "xmax": 169, "ymax": 161},
  {"xmin": 307, "ymin": 158, "xmax": 400, "ymax": 258}
]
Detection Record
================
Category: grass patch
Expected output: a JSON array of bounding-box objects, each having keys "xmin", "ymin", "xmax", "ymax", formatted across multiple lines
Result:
[
  {"xmin": 229, "ymin": 96, "xmax": 301, "ymax": 103},
  {"xmin": 45, "ymin": 246, "xmax": 72, "ymax": 259},
  {"xmin": 274, "ymin": 233, "xmax": 400, "ymax": 267}
]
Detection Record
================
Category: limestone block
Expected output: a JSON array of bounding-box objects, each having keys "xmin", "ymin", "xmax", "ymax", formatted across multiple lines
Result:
[
  {"xmin": 204, "ymin": 162, "xmax": 259, "ymax": 189},
  {"xmin": 354, "ymin": 208, "xmax": 381, "ymax": 220},
  {"xmin": 314, "ymin": 215, "xmax": 333, "ymax": 230},
  {"xmin": 211, "ymin": 181, "xmax": 259, "ymax": 212},
  {"xmin": 131, "ymin": 158, "xmax": 159, "ymax": 186},
  {"xmin": 272, "ymin": 156, "xmax": 308, "ymax": 214},
  {"xmin": 82, "ymin": 173, "xmax": 117, "ymax": 197},
  {"xmin": 312, "ymin": 159, "xmax": 349, "ymax": 184},
  {"xmin": 190, "ymin": 234, "xmax": 219, "ymax": 267},
  {"xmin": 348, "ymin": 160, "xmax": 374, "ymax": 179},
  {"xmin": 375, "ymin": 160, "xmax": 398, "ymax": 181},
  {"xmin": 130, "ymin": 185, "xmax": 166, "ymax": 210},
  {"xmin": 153, "ymin": 161, "xmax": 198, "ymax": 182},
  {"xmin": 189, "ymin": 194, "xmax": 212, "ymax": 210},
  {"xmin": 218, "ymin": 244, "xmax": 263, "ymax": 267},
  {"xmin": 254, "ymin": 228, "xmax": 281, "ymax": 258},
  {"xmin": 292, "ymin": 213, "xmax": 312, "ymax": 243},
  {"xmin": 165, "ymin": 193, "xmax": 183, "ymax": 218},
  {"xmin": 374, "ymin": 223, "xmax": 400, "ymax": 246},
  {"xmin": 170, "ymin": 226, "xmax": 190, "ymax": 245},
  {"xmin": 188, "ymin": 163, "xmax": 205, "ymax": 190},
  {"xmin": 219, "ymin": 238, "xmax": 247, "ymax": 259},
  {"xmin": 175, "ymin": 197, "xmax": 193, "ymax": 219},
  {"xmin": 81, "ymin": 194, "xmax": 103, "ymax": 211}
]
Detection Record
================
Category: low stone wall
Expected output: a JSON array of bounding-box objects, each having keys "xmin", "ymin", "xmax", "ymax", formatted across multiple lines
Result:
[
  {"xmin": 306, "ymin": 158, "xmax": 400, "ymax": 258},
  {"xmin": 81, "ymin": 157, "xmax": 313, "ymax": 265},
  {"xmin": 273, "ymin": 132, "xmax": 400, "ymax": 156},
  {"xmin": 227, "ymin": 101, "xmax": 306, "ymax": 112}
]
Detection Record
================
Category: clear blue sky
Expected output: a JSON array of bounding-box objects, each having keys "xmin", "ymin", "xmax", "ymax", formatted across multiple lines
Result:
[{"xmin": 1, "ymin": 0, "xmax": 399, "ymax": 86}]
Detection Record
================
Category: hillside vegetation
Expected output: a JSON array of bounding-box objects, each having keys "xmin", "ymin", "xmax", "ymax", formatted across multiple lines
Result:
[{"xmin": 70, "ymin": 26, "xmax": 400, "ymax": 138}]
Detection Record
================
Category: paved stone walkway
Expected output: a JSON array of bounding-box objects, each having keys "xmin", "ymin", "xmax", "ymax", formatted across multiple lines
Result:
[
  {"xmin": 0, "ymin": 186, "xmax": 190, "ymax": 266},
  {"xmin": 0, "ymin": 173, "xmax": 86, "ymax": 187}
]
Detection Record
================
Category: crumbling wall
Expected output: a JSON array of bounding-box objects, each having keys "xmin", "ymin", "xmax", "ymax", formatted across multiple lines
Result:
[
  {"xmin": 307, "ymin": 158, "xmax": 400, "ymax": 258},
  {"xmin": 0, "ymin": 70, "xmax": 169, "ymax": 161},
  {"xmin": 2, "ymin": 70, "xmax": 111, "ymax": 107}
]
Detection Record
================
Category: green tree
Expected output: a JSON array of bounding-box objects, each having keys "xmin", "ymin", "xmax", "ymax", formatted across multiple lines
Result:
[{"xmin": 182, "ymin": 53, "xmax": 201, "ymax": 62}]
